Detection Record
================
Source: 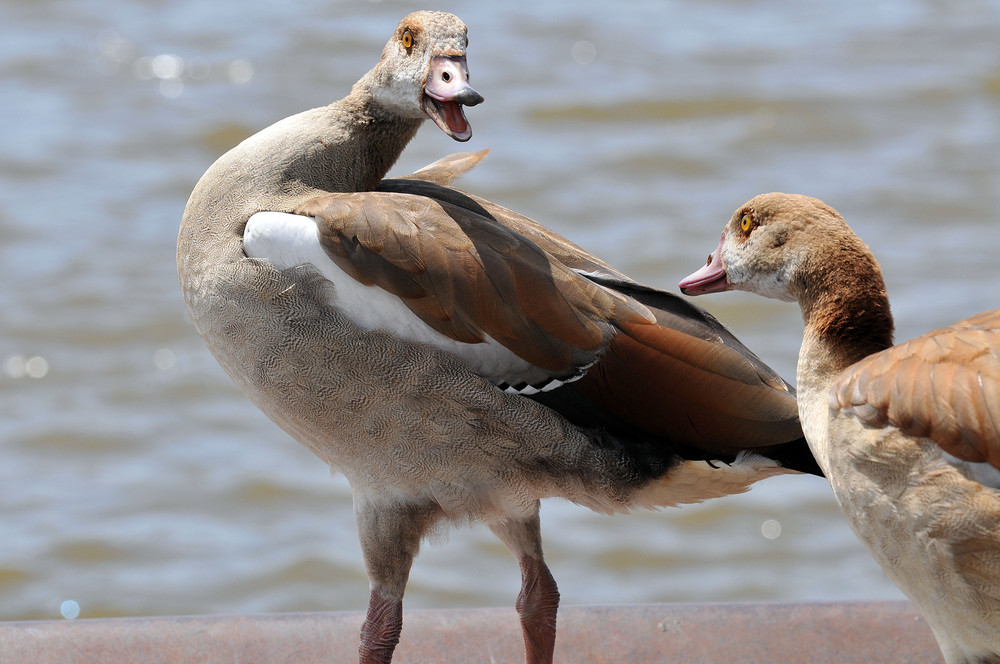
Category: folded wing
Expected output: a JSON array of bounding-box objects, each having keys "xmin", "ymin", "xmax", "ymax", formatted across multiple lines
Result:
[
  {"xmin": 289, "ymin": 177, "xmax": 810, "ymax": 464},
  {"xmin": 831, "ymin": 308, "xmax": 1000, "ymax": 469}
]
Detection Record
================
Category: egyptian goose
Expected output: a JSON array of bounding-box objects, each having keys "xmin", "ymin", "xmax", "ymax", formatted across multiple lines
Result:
[
  {"xmin": 680, "ymin": 192, "xmax": 1000, "ymax": 664},
  {"xmin": 178, "ymin": 13, "xmax": 820, "ymax": 664}
]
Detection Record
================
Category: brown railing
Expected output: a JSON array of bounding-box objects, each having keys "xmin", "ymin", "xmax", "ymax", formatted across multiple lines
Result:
[{"xmin": 0, "ymin": 602, "xmax": 943, "ymax": 663}]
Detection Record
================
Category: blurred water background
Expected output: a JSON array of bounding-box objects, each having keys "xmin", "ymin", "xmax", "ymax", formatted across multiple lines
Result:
[{"xmin": 1, "ymin": 0, "xmax": 998, "ymax": 622}]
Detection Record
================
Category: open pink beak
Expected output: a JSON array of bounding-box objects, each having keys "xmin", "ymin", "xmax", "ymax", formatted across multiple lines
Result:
[
  {"xmin": 679, "ymin": 232, "xmax": 731, "ymax": 296},
  {"xmin": 422, "ymin": 55, "xmax": 484, "ymax": 142}
]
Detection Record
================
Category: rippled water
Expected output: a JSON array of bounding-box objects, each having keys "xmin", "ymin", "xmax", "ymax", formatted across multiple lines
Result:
[{"xmin": 2, "ymin": 0, "xmax": 998, "ymax": 621}]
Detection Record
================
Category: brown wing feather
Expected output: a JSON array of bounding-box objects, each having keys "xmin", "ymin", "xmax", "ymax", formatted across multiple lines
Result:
[
  {"xmin": 832, "ymin": 308, "xmax": 1000, "ymax": 468},
  {"xmin": 572, "ymin": 290, "xmax": 804, "ymax": 451},
  {"xmin": 295, "ymin": 191, "xmax": 652, "ymax": 374},
  {"xmin": 397, "ymin": 149, "xmax": 489, "ymax": 186},
  {"xmin": 377, "ymin": 178, "xmax": 628, "ymax": 281}
]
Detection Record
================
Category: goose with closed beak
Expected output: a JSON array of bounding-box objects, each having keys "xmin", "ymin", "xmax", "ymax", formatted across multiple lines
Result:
[
  {"xmin": 179, "ymin": 13, "xmax": 820, "ymax": 664},
  {"xmin": 680, "ymin": 192, "xmax": 1000, "ymax": 664}
]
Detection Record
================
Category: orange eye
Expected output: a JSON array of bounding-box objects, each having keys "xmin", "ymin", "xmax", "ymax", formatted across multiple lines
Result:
[
  {"xmin": 401, "ymin": 29, "xmax": 413, "ymax": 50},
  {"xmin": 740, "ymin": 213, "xmax": 753, "ymax": 234}
]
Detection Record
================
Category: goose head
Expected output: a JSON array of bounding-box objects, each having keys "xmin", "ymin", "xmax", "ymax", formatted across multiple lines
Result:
[
  {"xmin": 679, "ymin": 192, "xmax": 855, "ymax": 303},
  {"xmin": 357, "ymin": 11, "xmax": 484, "ymax": 142}
]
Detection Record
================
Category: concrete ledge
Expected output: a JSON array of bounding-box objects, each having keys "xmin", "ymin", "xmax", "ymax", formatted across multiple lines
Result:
[{"xmin": 0, "ymin": 601, "xmax": 943, "ymax": 663}]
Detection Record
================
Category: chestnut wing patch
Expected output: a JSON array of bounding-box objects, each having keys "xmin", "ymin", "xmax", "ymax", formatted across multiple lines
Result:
[
  {"xmin": 831, "ymin": 308, "xmax": 1000, "ymax": 469},
  {"xmin": 570, "ymin": 284, "xmax": 805, "ymax": 451}
]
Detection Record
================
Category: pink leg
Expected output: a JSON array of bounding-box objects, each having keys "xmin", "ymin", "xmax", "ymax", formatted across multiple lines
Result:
[
  {"xmin": 515, "ymin": 555, "xmax": 560, "ymax": 664},
  {"xmin": 354, "ymin": 500, "xmax": 442, "ymax": 664},
  {"xmin": 490, "ymin": 509, "xmax": 560, "ymax": 664},
  {"xmin": 359, "ymin": 588, "xmax": 403, "ymax": 664}
]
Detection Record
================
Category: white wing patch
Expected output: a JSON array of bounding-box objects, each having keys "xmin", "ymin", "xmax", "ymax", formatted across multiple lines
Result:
[{"xmin": 243, "ymin": 211, "xmax": 566, "ymax": 389}]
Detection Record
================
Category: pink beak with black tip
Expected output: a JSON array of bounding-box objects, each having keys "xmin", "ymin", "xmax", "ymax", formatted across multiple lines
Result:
[
  {"xmin": 422, "ymin": 55, "xmax": 484, "ymax": 142},
  {"xmin": 679, "ymin": 232, "xmax": 732, "ymax": 296}
]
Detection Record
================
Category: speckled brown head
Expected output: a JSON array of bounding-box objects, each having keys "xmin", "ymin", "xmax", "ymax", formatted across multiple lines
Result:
[{"xmin": 681, "ymin": 192, "xmax": 894, "ymax": 356}]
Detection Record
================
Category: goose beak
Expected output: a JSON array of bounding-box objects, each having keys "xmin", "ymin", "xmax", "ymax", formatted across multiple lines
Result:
[
  {"xmin": 422, "ymin": 55, "xmax": 484, "ymax": 142},
  {"xmin": 679, "ymin": 232, "xmax": 731, "ymax": 295}
]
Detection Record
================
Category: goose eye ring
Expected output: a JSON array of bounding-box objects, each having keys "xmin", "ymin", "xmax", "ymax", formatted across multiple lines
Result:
[
  {"xmin": 401, "ymin": 29, "xmax": 414, "ymax": 51},
  {"xmin": 740, "ymin": 213, "xmax": 753, "ymax": 234}
]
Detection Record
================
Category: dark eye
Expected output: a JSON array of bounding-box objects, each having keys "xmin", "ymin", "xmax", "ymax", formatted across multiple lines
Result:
[{"xmin": 401, "ymin": 29, "xmax": 413, "ymax": 50}]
